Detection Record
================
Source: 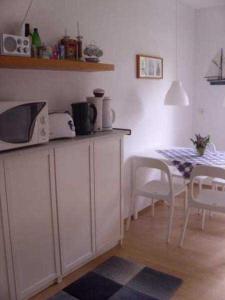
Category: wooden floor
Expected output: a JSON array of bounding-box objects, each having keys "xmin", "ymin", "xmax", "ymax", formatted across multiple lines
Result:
[{"xmin": 31, "ymin": 198, "xmax": 225, "ymax": 300}]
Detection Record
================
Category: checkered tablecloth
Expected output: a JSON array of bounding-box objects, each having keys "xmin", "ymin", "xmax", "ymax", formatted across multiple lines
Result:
[{"xmin": 158, "ymin": 148, "xmax": 225, "ymax": 178}]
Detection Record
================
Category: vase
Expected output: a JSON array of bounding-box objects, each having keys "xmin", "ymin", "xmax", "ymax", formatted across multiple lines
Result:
[{"xmin": 196, "ymin": 147, "xmax": 205, "ymax": 156}]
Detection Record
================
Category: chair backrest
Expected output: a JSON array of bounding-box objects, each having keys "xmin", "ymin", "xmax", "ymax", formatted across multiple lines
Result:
[
  {"xmin": 206, "ymin": 143, "xmax": 216, "ymax": 153},
  {"xmin": 132, "ymin": 156, "xmax": 173, "ymax": 195},
  {"xmin": 190, "ymin": 165, "xmax": 225, "ymax": 200}
]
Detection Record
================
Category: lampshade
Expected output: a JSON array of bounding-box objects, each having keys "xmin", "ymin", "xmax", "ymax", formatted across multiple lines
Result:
[{"xmin": 164, "ymin": 80, "xmax": 190, "ymax": 106}]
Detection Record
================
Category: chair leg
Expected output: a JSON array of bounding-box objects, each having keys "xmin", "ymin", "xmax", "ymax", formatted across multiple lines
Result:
[
  {"xmin": 201, "ymin": 209, "xmax": 206, "ymax": 231},
  {"xmin": 126, "ymin": 217, "xmax": 131, "ymax": 231},
  {"xmin": 151, "ymin": 198, "xmax": 155, "ymax": 217},
  {"xmin": 133, "ymin": 194, "xmax": 139, "ymax": 220},
  {"xmin": 180, "ymin": 207, "xmax": 191, "ymax": 247},
  {"xmin": 126, "ymin": 193, "xmax": 136, "ymax": 231},
  {"xmin": 134, "ymin": 207, "xmax": 138, "ymax": 220},
  {"xmin": 196, "ymin": 182, "xmax": 205, "ymax": 215},
  {"xmin": 184, "ymin": 187, "xmax": 188, "ymax": 212},
  {"xmin": 209, "ymin": 184, "xmax": 216, "ymax": 218},
  {"xmin": 167, "ymin": 203, "xmax": 175, "ymax": 243}
]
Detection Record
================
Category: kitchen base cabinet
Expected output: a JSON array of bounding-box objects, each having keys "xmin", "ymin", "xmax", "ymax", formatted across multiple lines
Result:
[
  {"xmin": 0, "ymin": 223, "xmax": 9, "ymax": 300},
  {"xmin": 55, "ymin": 142, "xmax": 94, "ymax": 275},
  {"xmin": 0, "ymin": 161, "xmax": 17, "ymax": 300},
  {"xmin": 0, "ymin": 197, "xmax": 11, "ymax": 300},
  {"xmin": 0, "ymin": 131, "xmax": 127, "ymax": 300},
  {"xmin": 3, "ymin": 150, "xmax": 60, "ymax": 300},
  {"xmin": 94, "ymin": 137, "xmax": 123, "ymax": 253}
]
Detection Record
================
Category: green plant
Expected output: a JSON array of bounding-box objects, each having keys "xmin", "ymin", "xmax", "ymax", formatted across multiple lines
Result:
[{"xmin": 191, "ymin": 134, "xmax": 210, "ymax": 149}]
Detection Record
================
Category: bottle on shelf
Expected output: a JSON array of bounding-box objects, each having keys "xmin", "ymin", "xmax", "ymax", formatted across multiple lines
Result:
[
  {"xmin": 61, "ymin": 32, "xmax": 77, "ymax": 60},
  {"xmin": 76, "ymin": 22, "xmax": 83, "ymax": 60},
  {"xmin": 24, "ymin": 23, "xmax": 30, "ymax": 37},
  {"xmin": 76, "ymin": 36, "xmax": 83, "ymax": 60},
  {"xmin": 58, "ymin": 44, "xmax": 65, "ymax": 60},
  {"xmin": 24, "ymin": 23, "xmax": 32, "ymax": 54},
  {"xmin": 32, "ymin": 28, "xmax": 42, "ymax": 57}
]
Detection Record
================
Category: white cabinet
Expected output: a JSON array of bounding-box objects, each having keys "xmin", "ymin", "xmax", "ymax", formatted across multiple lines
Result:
[
  {"xmin": 0, "ymin": 160, "xmax": 16, "ymax": 300},
  {"xmin": 94, "ymin": 137, "xmax": 123, "ymax": 253},
  {"xmin": 0, "ymin": 162, "xmax": 11, "ymax": 300},
  {"xmin": 0, "ymin": 222, "xmax": 9, "ymax": 300},
  {"xmin": 0, "ymin": 225, "xmax": 10, "ymax": 300},
  {"xmin": 3, "ymin": 150, "xmax": 60, "ymax": 300},
  {"xmin": 55, "ymin": 142, "xmax": 94, "ymax": 275},
  {"xmin": 0, "ymin": 132, "xmax": 126, "ymax": 300},
  {"xmin": 55, "ymin": 136, "xmax": 123, "ymax": 274}
]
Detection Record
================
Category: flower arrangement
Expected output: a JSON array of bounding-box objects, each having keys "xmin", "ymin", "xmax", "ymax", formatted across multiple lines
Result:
[{"xmin": 191, "ymin": 134, "xmax": 210, "ymax": 156}]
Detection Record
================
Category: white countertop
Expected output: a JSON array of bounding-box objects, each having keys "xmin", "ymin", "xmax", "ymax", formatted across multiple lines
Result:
[{"xmin": 0, "ymin": 129, "xmax": 130, "ymax": 160}]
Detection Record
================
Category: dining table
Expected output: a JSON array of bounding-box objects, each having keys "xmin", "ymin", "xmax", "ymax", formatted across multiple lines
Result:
[{"xmin": 146, "ymin": 147, "xmax": 225, "ymax": 179}]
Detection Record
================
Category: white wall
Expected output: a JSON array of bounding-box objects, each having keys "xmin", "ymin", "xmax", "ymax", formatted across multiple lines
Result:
[
  {"xmin": 0, "ymin": 0, "xmax": 195, "ymax": 215},
  {"xmin": 194, "ymin": 5, "xmax": 225, "ymax": 150}
]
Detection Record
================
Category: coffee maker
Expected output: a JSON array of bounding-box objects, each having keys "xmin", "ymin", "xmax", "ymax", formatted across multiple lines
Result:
[{"xmin": 71, "ymin": 102, "xmax": 97, "ymax": 135}]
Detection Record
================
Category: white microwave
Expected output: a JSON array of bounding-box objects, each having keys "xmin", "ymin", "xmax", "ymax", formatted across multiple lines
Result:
[{"xmin": 0, "ymin": 101, "xmax": 49, "ymax": 152}]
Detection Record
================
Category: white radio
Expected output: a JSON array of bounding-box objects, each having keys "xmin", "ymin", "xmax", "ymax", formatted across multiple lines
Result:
[{"xmin": 0, "ymin": 33, "xmax": 31, "ymax": 57}]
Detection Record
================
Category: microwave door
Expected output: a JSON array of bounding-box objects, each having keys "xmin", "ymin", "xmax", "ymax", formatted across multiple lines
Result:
[{"xmin": 0, "ymin": 102, "xmax": 45, "ymax": 144}]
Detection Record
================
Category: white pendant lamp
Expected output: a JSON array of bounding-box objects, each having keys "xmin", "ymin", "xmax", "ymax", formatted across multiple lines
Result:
[
  {"xmin": 165, "ymin": 80, "xmax": 189, "ymax": 106},
  {"xmin": 164, "ymin": 0, "xmax": 190, "ymax": 106}
]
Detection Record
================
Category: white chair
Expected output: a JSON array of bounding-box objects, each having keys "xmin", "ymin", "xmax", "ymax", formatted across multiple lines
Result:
[
  {"xmin": 212, "ymin": 178, "xmax": 225, "ymax": 191},
  {"xmin": 207, "ymin": 142, "xmax": 217, "ymax": 153},
  {"xmin": 126, "ymin": 157, "xmax": 188, "ymax": 243},
  {"xmin": 171, "ymin": 143, "xmax": 216, "ymax": 191},
  {"xmin": 180, "ymin": 165, "xmax": 225, "ymax": 247},
  {"xmin": 210, "ymin": 178, "xmax": 225, "ymax": 220}
]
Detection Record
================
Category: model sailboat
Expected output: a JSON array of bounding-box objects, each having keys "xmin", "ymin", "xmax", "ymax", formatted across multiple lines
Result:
[{"xmin": 205, "ymin": 49, "xmax": 225, "ymax": 85}]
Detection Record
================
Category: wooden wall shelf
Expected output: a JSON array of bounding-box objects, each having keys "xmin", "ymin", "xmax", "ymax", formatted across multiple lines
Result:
[{"xmin": 0, "ymin": 56, "xmax": 115, "ymax": 72}]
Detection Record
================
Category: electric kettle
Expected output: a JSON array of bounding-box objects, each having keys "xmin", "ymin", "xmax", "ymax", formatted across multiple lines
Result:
[
  {"xmin": 102, "ymin": 97, "xmax": 116, "ymax": 130},
  {"xmin": 71, "ymin": 102, "xmax": 97, "ymax": 135}
]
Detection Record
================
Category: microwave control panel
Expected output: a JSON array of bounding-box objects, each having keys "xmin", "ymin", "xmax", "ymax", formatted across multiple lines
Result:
[{"xmin": 37, "ymin": 110, "xmax": 49, "ymax": 143}]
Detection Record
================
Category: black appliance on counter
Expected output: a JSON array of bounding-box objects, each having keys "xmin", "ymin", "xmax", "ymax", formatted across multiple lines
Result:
[{"xmin": 71, "ymin": 102, "xmax": 97, "ymax": 135}]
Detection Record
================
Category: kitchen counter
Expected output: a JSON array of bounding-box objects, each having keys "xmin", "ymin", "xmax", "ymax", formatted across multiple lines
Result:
[{"xmin": 0, "ymin": 129, "xmax": 131, "ymax": 160}]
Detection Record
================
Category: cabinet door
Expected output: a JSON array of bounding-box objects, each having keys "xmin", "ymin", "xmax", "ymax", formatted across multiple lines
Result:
[
  {"xmin": 0, "ymin": 224, "xmax": 10, "ymax": 300},
  {"xmin": 4, "ymin": 150, "xmax": 60, "ymax": 300},
  {"xmin": 94, "ymin": 137, "xmax": 122, "ymax": 253},
  {"xmin": 0, "ymin": 160, "xmax": 11, "ymax": 300},
  {"xmin": 55, "ymin": 142, "xmax": 94, "ymax": 275},
  {"xmin": 0, "ymin": 223, "xmax": 9, "ymax": 300}
]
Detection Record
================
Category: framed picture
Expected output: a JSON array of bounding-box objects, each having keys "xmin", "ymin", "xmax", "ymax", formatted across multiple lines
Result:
[{"xmin": 136, "ymin": 55, "xmax": 163, "ymax": 79}]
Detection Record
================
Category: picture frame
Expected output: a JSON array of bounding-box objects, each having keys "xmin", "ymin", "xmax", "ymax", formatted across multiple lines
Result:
[{"xmin": 136, "ymin": 54, "xmax": 163, "ymax": 79}]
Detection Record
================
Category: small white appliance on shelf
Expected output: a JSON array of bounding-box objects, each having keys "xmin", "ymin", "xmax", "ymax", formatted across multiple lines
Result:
[
  {"xmin": 49, "ymin": 112, "xmax": 76, "ymax": 140},
  {"xmin": 0, "ymin": 33, "xmax": 31, "ymax": 57},
  {"xmin": 0, "ymin": 101, "xmax": 49, "ymax": 151}
]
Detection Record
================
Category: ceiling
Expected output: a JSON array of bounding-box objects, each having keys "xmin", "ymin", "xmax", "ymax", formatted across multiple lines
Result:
[{"xmin": 181, "ymin": 0, "xmax": 225, "ymax": 9}]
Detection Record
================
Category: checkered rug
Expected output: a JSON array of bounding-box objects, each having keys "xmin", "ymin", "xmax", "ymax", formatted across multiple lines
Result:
[
  {"xmin": 49, "ymin": 256, "xmax": 182, "ymax": 300},
  {"xmin": 158, "ymin": 148, "xmax": 225, "ymax": 178}
]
